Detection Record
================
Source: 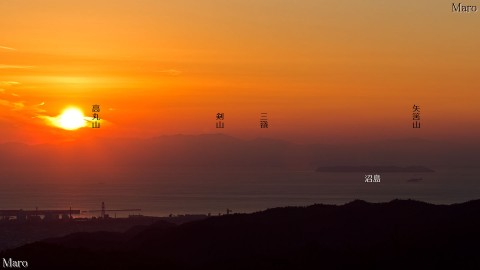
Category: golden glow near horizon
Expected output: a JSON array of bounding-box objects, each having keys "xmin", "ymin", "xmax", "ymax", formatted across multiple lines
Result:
[
  {"xmin": 53, "ymin": 108, "xmax": 87, "ymax": 130},
  {"xmin": 0, "ymin": 0, "xmax": 479, "ymax": 143}
]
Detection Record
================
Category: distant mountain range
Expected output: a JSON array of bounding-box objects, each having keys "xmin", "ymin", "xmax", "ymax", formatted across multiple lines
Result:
[
  {"xmin": 3, "ymin": 199, "xmax": 480, "ymax": 269},
  {"xmin": 0, "ymin": 134, "xmax": 478, "ymax": 169}
]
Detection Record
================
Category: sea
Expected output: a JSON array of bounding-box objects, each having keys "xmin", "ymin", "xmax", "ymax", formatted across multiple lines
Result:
[{"xmin": 1, "ymin": 166, "xmax": 479, "ymax": 218}]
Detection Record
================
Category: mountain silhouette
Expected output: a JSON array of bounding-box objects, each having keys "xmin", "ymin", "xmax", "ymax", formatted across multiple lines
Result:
[{"xmin": 3, "ymin": 199, "xmax": 480, "ymax": 269}]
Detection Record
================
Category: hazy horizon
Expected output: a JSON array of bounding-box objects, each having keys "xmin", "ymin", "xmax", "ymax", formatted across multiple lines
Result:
[{"xmin": 1, "ymin": 0, "xmax": 479, "ymax": 224}]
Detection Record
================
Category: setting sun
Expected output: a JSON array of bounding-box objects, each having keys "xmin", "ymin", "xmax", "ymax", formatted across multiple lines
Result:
[{"xmin": 56, "ymin": 108, "xmax": 86, "ymax": 130}]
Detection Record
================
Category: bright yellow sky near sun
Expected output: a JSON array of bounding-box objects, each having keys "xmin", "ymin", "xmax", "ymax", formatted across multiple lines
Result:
[{"xmin": 0, "ymin": 0, "xmax": 479, "ymax": 144}]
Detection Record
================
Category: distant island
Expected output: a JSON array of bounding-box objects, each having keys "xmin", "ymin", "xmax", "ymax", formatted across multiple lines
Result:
[
  {"xmin": 316, "ymin": 165, "xmax": 435, "ymax": 173},
  {"xmin": 407, "ymin": 177, "xmax": 423, "ymax": 182}
]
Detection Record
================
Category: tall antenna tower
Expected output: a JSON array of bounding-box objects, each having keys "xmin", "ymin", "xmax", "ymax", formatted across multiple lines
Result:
[{"xmin": 101, "ymin": 202, "xmax": 106, "ymax": 219}]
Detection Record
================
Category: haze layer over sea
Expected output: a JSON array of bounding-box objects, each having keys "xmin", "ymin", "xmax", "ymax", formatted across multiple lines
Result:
[{"xmin": 1, "ymin": 166, "xmax": 478, "ymax": 217}]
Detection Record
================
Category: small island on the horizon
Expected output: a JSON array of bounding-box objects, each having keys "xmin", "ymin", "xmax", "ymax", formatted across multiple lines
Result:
[{"xmin": 316, "ymin": 165, "xmax": 435, "ymax": 173}]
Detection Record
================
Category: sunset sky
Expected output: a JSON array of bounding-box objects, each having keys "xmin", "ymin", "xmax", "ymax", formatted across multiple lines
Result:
[{"xmin": 1, "ymin": 0, "xmax": 479, "ymax": 144}]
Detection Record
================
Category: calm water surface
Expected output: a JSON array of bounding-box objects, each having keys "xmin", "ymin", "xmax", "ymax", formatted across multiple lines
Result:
[{"xmin": 1, "ymin": 166, "xmax": 479, "ymax": 217}]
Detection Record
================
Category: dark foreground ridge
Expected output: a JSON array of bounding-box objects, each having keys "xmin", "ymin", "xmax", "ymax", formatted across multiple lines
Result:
[{"xmin": 3, "ymin": 199, "xmax": 480, "ymax": 269}]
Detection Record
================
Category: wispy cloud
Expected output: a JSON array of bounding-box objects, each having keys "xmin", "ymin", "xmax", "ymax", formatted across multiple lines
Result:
[
  {"xmin": 0, "ymin": 46, "xmax": 16, "ymax": 51},
  {"xmin": 0, "ymin": 87, "xmax": 38, "ymax": 112},
  {"xmin": 0, "ymin": 65, "xmax": 33, "ymax": 69},
  {"xmin": 36, "ymin": 115, "xmax": 59, "ymax": 128},
  {"xmin": 0, "ymin": 98, "xmax": 25, "ymax": 111},
  {"xmin": 37, "ymin": 113, "xmax": 95, "ymax": 130},
  {"xmin": 156, "ymin": 69, "xmax": 182, "ymax": 76},
  {"xmin": 36, "ymin": 115, "xmax": 58, "ymax": 127},
  {"xmin": 0, "ymin": 81, "xmax": 20, "ymax": 86},
  {"xmin": 30, "ymin": 102, "xmax": 46, "ymax": 114},
  {"xmin": 12, "ymin": 102, "xmax": 24, "ymax": 110},
  {"xmin": 37, "ymin": 102, "xmax": 45, "ymax": 111}
]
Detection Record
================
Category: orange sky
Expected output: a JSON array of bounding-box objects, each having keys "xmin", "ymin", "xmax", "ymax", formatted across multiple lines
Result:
[{"xmin": 1, "ymin": 0, "xmax": 479, "ymax": 144}]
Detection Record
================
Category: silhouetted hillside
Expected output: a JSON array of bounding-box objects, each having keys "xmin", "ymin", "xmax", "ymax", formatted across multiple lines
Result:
[{"xmin": 3, "ymin": 199, "xmax": 480, "ymax": 269}]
